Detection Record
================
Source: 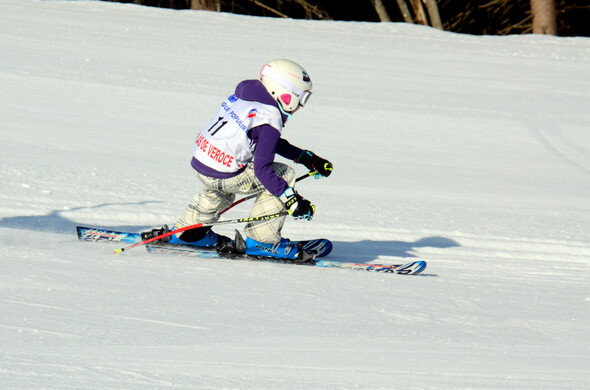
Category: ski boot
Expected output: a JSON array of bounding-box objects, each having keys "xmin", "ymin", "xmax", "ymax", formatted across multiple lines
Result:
[
  {"xmin": 216, "ymin": 230, "xmax": 248, "ymax": 259},
  {"xmin": 243, "ymin": 235, "xmax": 316, "ymax": 263},
  {"xmin": 141, "ymin": 225, "xmax": 231, "ymax": 249},
  {"xmin": 141, "ymin": 224, "xmax": 171, "ymax": 244}
]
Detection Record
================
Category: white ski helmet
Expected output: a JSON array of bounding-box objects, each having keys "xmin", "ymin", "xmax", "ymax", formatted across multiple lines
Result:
[{"xmin": 260, "ymin": 59, "xmax": 312, "ymax": 113}]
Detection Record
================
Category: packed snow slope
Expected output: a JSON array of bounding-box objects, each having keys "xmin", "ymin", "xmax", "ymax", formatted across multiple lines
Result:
[{"xmin": 1, "ymin": 0, "xmax": 589, "ymax": 388}]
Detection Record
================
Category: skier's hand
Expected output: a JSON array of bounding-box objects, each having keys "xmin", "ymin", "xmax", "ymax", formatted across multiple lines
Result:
[
  {"xmin": 280, "ymin": 187, "xmax": 315, "ymax": 221},
  {"xmin": 296, "ymin": 151, "xmax": 333, "ymax": 177}
]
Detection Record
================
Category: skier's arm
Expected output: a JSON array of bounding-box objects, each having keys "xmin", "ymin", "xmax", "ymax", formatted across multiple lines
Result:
[
  {"xmin": 276, "ymin": 138, "xmax": 334, "ymax": 177},
  {"xmin": 251, "ymin": 126, "xmax": 317, "ymax": 220},
  {"xmin": 275, "ymin": 138, "xmax": 303, "ymax": 160},
  {"xmin": 250, "ymin": 125, "xmax": 290, "ymax": 197}
]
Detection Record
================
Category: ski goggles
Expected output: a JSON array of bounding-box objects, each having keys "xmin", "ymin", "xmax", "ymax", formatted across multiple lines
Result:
[
  {"xmin": 299, "ymin": 89, "xmax": 312, "ymax": 107},
  {"xmin": 261, "ymin": 65, "xmax": 312, "ymax": 107}
]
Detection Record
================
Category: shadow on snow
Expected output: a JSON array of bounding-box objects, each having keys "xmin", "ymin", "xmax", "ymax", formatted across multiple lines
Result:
[
  {"xmin": 330, "ymin": 237, "xmax": 460, "ymax": 263},
  {"xmin": 0, "ymin": 201, "xmax": 160, "ymax": 235},
  {"xmin": 0, "ymin": 203, "xmax": 460, "ymax": 265}
]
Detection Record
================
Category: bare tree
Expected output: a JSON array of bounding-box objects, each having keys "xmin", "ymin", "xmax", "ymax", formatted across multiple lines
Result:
[
  {"xmin": 410, "ymin": 0, "xmax": 428, "ymax": 25},
  {"xmin": 190, "ymin": 0, "xmax": 218, "ymax": 11},
  {"xmin": 395, "ymin": 0, "xmax": 415, "ymax": 23},
  {"xmin": 371, "ymin": 0, "xmax": 392, "ymax": 22},
  {"xmin": 423, "ymin": 0, "xmax": 443, "ymax": 29},
  {"xmin": 247, "ymin": 0, "xmax": 289, "ymax": 17},
  {"xmin": 291, "ymin": 0, "xmax": 332, "ymax": 19},
  {"xmin": 531, "ymin": 0, "xmax": 557, "ymax": 34},
  {"xmin": 391, "ymin": 0, "xmax": 442, "ymax": 29},
  {"xmin": 246, "ymin": 0, "xmax": 331, "ymax": 20},
  {"xmin": 440, "ymin": 0, "xmax": 534, "ymax": 35}
]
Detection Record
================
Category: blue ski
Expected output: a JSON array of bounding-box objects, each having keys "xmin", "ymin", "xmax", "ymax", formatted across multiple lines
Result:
[
  {"xmin": 76, "ymin": 226, "xmax": 332, "ymax": 257},
  {"xmin": 77, "ymin": 226, "xmax": 142, "ymax": 244},
  {"xmin": 145, "ymin": 244, "xmax": 426, "ymax": 275}
]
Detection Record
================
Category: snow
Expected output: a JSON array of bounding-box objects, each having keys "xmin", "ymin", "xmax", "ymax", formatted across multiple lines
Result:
[{"xmin": 1, "ymin": 0, "xmax": 589, "ymax": 388}]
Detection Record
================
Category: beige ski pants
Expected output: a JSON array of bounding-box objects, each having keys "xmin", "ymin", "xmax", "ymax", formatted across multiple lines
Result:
[{"xmin": 174, "ymin": 162, "xmax": 295, "ymax": 244}]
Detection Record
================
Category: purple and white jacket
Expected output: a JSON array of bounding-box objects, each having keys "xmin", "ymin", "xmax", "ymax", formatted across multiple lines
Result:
[{"xmin": 191, "ymin": 79, "xmax": 303, "ymax": 197}]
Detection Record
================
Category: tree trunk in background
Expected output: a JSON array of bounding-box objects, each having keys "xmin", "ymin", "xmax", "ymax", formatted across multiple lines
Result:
[
  {"xmin": 531, "ymin": 0, "xmax": 557, "ymax": 35},
  {"xmin": 290, "ymin": 0, "xmax": 332, "ymax": 20},
  {"xmin": 248, "ymin": 0, "xmax": 289, "ymax": 18},
  {"xmin": 395, "ymin": 0, "xmax": 414, "ymax": 23},
  {"xmin": 423, "ymin": 0, "xmax": 443, "ymax": 30},
  {"xmin": 371, "ymin": 0, "xmax": 391, "ymax": 22},
  {"xmin": 190, "ymin": 0, "xmax": 217, "ymax": 11},
  {"xmin": 410, "ymin": 0, "xmax": 428, "ymax": 26}
]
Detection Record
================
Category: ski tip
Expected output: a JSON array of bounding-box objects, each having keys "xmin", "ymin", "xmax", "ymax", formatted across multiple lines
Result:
[
  {"xmin": 413, "ymin": 260, "xmax": 427, "ymax": 275},
  {"xmin": 113, "ymin": 248, "xmax": 123, "ymax": 254}
]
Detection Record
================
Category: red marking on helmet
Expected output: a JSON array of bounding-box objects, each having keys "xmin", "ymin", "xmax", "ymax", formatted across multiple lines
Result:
[{"xmin": 280, "ymin": 94, "xmax": 292, "ymax": 105}]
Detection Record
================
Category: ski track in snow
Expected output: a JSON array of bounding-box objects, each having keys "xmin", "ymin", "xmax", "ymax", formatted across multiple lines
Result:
[{"xmin": 528, "ymin": 116, "xmax": 590, "ymax": 177}]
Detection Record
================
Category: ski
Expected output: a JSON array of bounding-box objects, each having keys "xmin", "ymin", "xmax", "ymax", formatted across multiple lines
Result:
[
  {"xmin": 145, "ymin": 244, "xmax": 427, "ymax": 275},
  {"xmin": 76, "ymin": 226, "xmax": 333, "ymax": 257},
  {"xmin": 76, "ymin": 226, "xmax": 425, "ymax": 275},
  {"xmin": 314, "ymin": 260, "xmax": 426, "ymax": 275},
  {"xmin": 77, "ymin": 226, "xmax": 142, "ymax": 244}
]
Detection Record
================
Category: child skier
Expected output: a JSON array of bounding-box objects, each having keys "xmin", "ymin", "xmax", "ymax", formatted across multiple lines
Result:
[{"xmin": 166, "ymin": 59, "xmax": 332, "ymax": 260}]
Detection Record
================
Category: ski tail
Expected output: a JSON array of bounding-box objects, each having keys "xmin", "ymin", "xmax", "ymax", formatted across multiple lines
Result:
[{"xmin": 76, "ymin": 226, "xmax": 142, "ymax": 244}]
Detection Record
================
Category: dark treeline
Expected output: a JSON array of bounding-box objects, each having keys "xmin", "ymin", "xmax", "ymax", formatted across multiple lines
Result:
[{"xmin": 101, "ymin": 0, "xmax": 590, "ymax": 37}]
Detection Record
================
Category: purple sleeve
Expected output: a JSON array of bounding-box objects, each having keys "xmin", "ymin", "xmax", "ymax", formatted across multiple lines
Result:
[
  {"xmin": 250, "ymin": 125, "xmax": 294, "ymax": 197},
  {"xmin": 276, "ymin": 138, "xmax": 303, "ymax": 161}
]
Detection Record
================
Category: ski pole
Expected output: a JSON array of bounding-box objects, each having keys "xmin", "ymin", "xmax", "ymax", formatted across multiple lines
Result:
[
  {"xmin": 114, "ymin": 211, "xmax": 289, "ymax": 254},
  {"xmin": 219, "ymin": 170, "xmax": 319, "ymax": 215},
  {"xmin": 115, "ymin": 170, "xmax": 319, "ymax": 254}
]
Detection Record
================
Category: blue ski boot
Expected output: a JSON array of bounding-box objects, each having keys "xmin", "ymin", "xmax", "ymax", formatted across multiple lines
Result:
[
  {"xmin": 244, "ymin": 236, "xmax": 316, "ymax": 263},
  {"xmin": 169, "ymin": 228, "xmax": 221, "ymax": 248},
  {"xmin": 142, "ymin": 225, "xmax": 230, "ymax": 248}
]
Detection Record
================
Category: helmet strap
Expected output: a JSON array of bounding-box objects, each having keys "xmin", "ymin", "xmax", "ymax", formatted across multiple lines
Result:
[{"xmin": 277, "ymin": 102, "xmax": 293, "ymax": 121}]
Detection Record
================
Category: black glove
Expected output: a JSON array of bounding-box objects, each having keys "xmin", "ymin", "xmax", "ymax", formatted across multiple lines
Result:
[
  {"xmin": 279, "ymin": 187, "xmax": 315, "ymax": 220},
  {"xmin": 296, "ymin": 151, "xmax": 333, "ymax": 177}
]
